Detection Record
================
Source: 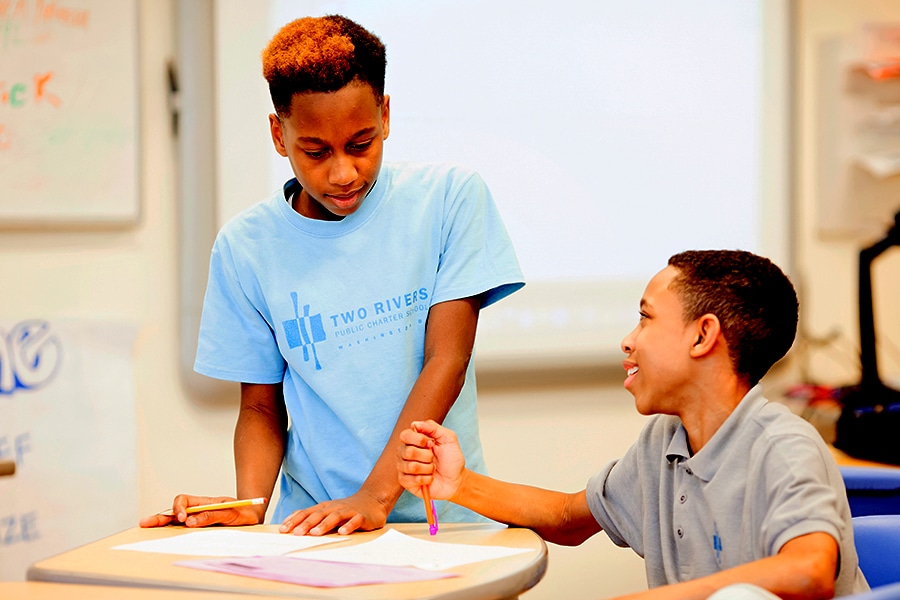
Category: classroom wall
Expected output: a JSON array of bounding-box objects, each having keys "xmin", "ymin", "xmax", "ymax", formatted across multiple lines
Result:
[
  {"xmin": 794, "ymin": 0, "xmax": 900, "ymax": 390},
  {"xmin": 1, "ymin": 0, "xmax": 899, "ymax": 598}
]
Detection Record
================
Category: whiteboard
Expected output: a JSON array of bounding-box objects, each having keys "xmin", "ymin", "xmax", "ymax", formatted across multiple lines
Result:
[
  {"xmin": 0, "ymin": 0, "xmax": 140, "ymax": 227},
  {"xmin": 209, "ymin": 0, "xmax": 791, "ymax": 370}
]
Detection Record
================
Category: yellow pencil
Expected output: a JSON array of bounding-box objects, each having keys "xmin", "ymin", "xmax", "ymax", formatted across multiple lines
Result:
[{"xmin": 160, "ymin": 497, "xmax": 267, "ymax": 517}]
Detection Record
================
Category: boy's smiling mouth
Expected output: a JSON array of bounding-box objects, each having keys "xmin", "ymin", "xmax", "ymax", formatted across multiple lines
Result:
[{"xmin": 623, "ymin": 363, "xmax": 639, "ymax": 388}]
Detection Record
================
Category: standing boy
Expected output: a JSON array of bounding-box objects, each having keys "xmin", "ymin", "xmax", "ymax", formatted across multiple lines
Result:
[
  {"xmin": 141, "ymin": 15, "xmax": 523, "ymax": 535},
  {"xmin": 399, "ymin": 250, "xmax": 868, "ymax": 598}
]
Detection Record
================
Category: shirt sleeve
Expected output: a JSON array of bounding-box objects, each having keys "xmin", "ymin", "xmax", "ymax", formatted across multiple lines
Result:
[
  {"xmin": 193, "ymin": 233, "xmax": 286, "ymax": 383},
  {"xmin": 586, "ymin": 434, "xmax": 654, "ymax": 554},
  {"xmin": 754, "ymin": 430, "xmax": 844, "ymax": 556},
  {"xmin": 430, "ymin": 169, "xmax": 524, "ymax": 309}
]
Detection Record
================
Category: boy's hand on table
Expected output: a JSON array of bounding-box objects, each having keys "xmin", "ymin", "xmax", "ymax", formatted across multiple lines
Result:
[
  {"xmin": 139, "ymin": 494, "xmax": 264, "ymax": 528},
  {"xmin": 398, "ymin": 419, "xmax": 466, "ymax": 501},
  {"xmin": 279, "ymin": 492, "xmax": 389, "ymax": 536}
]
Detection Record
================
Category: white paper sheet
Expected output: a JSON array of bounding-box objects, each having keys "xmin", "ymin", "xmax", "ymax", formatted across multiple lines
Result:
[
  {"xmin": 289, "ymin": 528, "xmax": 531, "ymax": 571},
  {"xmin": 113, "ymin": 529, "xmax": 347, "ymax": 557}
]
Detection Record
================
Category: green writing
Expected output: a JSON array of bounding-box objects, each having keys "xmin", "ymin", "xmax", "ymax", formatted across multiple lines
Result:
[{"xmin": 0, "ymin": 71, "xmax": 60, "ymax": 107}]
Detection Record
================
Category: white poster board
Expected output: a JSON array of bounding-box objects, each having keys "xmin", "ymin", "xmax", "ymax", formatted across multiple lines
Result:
[
  {"xmin": 0, "ymin": 0, "xmax": 140, "ymax": 227},
  {"xmin": 0, "ymin": 319, "xmax": 138, "ymax": 580}
]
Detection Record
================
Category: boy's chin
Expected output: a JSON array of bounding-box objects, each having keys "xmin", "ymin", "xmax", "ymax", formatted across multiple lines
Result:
[{"xmin": 633, "ymin": 397, "xmax": 656, "ymax": 416}]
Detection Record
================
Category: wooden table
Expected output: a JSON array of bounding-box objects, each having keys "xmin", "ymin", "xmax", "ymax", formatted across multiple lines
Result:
[
  {"xmin": 26, "ymin": 523, "xmax": 548, "ymax": 600},
  {"xmin": 1, "ymin": 581, "xmax": 275, "ymax": 599}
]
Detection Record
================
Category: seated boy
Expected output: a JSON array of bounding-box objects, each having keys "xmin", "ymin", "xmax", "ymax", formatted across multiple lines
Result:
[{"xmin": 399, "ymin": 250, "xmax": 868, "ymax": 599}]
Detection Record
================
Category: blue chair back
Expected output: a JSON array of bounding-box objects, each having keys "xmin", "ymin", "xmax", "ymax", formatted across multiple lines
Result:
[
  {"xmin": 853, "ymin": 515, "xmax": 900, "ymax": 589},
  {"xmin": 841, "ymin": 466, "xmax": 900, "ymax": 517},
  {"xmin": 842, "ymin": 581, "xmax": 900, "ymax": 600}
]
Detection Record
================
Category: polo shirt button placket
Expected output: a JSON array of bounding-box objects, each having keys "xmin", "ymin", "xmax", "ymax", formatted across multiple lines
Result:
[{"xmin": 676, "ymin": 526, "xmax": 684, "ymax": 538}]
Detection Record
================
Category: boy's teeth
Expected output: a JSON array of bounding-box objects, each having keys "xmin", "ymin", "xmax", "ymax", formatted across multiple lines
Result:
[{"xmin": 627, "ymin": 366, "xmax": 639, "ymax": 376}]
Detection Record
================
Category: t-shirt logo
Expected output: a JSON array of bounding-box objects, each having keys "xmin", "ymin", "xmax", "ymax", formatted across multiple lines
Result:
[{"xmin": 282, "ymin": 291, "xmax": 326, "ymax": 370}]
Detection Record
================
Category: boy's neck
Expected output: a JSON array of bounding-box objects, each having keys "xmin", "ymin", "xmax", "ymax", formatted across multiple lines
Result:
[
  {"xmin": 290, "ymin": 187, "xmax": 345, "ymax": 222},
  {"xmin": 678, "ymin": 375, "xmax": 751, "ymax": 454}
]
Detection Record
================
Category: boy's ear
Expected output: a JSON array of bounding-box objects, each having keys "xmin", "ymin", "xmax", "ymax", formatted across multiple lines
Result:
[
  {"xmin": 689, "ymin": 314, "xmax": 720, "ymax": 358},
  {"xmin": 269, "ymin": 113, "xmax": 288, "ymax": 157},
  {"xmin": 381, "ymin": 95, "xmax": 391, "ymax": 140}
]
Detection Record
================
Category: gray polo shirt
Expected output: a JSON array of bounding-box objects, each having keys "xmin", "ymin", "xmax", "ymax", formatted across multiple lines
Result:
[{"xmin": 586, "ymin": 386, "xmax": 868, "ymax": 596}]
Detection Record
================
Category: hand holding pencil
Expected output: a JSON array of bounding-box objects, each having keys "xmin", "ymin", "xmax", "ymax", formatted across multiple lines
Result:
[
  {"xmin": 398, "ymin": 420, "xmax": 468, "ymax": 532},
  {"xmin": 139, "ymin": 495, "xmax": 268, "ymax": 529},
  {"xmin": 421, "ymin": 483, "xmax": 439, "ymax": 535}
]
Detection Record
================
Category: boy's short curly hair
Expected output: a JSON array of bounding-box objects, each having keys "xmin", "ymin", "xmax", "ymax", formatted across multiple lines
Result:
[
  {"xmin": 667, "ymin": 250, "xmax": 798, "ymax": 387},
  {"xmin": 262, "ymin": 15, "xmax": 386, "ymax": 117}
]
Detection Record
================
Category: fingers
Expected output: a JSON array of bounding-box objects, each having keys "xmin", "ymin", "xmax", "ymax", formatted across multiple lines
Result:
[
  {"xmin": 399, "ymin": 432, "xmax": 436, "ymax": 469},
  {"xmin": 181, "ymin": 497, "xmax": 264, "ymax": 528},
  {"xmin": 141, "ymin": 495, "xmax": 247, "ymax": 528},
  {"xmin": 139, "ymin": 513, "xmax": 175, "ymax": 528},
  {"xmin": 399, "ymin": 425, "xmax": 433, "ymax": 449},
  {"xmin": 398, "ymin": 443, "xmax": 435, "ymax": 496},
  {"xmin": 398, "ymin": 471, "xmax": 432, "ymax": 495},
  {"xmin": 139, "ymin": 493, "xmax": 205, "ymax": 528},
  {"xmin": 408, "ymin": 419, "xmax": 459, "ymax": 449},
  {"xmin": 170, "ymin": 494, "xmax": 198, "ymax": 523},
  {"xmin": 279, "ymin": 497, "xmax": 385, "ymax": 537},
  {"xmin": 409, "ymin": 419, "xmax": 441, "ymax": 440},
  {"xmin": 279, "ymin": 507, "xmax": 315, "ymax": 535},
  {"xmin": 337, "ymin": 513, "xmax": 366, "ymax": 536},
  {"xmin": 280, "ymin": 502, "xmax": 342, "ymax": 535},
  {"xmin": 181, "ymin": 508, "xmax": 233, "ymax": 528},
  {"xmin": 399, "ymin": 422, "xmax": 440, "ymax": 495},
  {"xmin": 399, "ymin": 442, "xmax": 436, "ymax": 467}
]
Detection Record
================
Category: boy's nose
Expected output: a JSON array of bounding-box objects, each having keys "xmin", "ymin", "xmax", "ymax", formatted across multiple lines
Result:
[
  {"xmin": 329, "ymin": 154, "xmax": 357, "ymax": 186},
  {"xmin": 621, "ymin": 326, "xmax": 637, "ymax": 354}
]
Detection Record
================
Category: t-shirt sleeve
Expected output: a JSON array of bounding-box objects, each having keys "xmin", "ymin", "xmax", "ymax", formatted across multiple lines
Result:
[
  {"xmin": 193, "ymin": 234, "xmax": 286, "ymax": 383},
  {"xmin": 430, "ymin": 169, "xmax": 524, "ymax": 309}
]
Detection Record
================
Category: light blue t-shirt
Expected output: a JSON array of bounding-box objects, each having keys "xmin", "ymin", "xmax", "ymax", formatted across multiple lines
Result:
[{"xmin": 195, "ymin": 161, "xmax": 524, "ymax": 523}]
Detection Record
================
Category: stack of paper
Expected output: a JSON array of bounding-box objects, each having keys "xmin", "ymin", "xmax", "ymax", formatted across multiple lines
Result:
[{"xmin": 114, "ymin": 528, "xmax": 531, "ymax": 588}]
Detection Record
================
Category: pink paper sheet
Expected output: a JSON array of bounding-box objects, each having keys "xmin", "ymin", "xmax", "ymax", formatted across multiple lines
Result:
[{"xmin": 175, "ymin": 555, "xmax": 458, "ymax": 588}]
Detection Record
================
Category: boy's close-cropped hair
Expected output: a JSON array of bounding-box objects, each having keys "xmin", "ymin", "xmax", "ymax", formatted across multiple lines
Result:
[
  {"xmin": 667, "ymin": 249, "xmax": 798, "ymax": 387},
  {"xmin": 262, "ymin": 14, "xmax": 387, "ymax": 117}
]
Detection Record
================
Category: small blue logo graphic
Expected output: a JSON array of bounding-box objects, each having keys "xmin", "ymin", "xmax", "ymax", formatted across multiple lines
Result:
[
  {"xmin": 712, "ymin": 523, "xmax": 723, "ymax": 566},
  {"xmin": 282, "ymin": 292, "xmax": 325, "ymax": 370}
]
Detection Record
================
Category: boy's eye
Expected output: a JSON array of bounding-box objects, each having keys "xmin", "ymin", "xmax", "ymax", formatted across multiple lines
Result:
[
  {"xmin": 639, "ymin": 311, "xmax": 649, "ymax": 321},
  {"xmin": 303, "ymin": 149, "xmax": 328, "ymax": 159},
  {"xmin": 348, "ymin": 139, "xmax": 374, "ymax": 152}
]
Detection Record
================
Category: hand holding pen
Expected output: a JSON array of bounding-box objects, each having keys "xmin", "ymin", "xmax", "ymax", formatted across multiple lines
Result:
[{"xmin": 398, "ymin": 420, "xmax": 468, "ymax": 532}]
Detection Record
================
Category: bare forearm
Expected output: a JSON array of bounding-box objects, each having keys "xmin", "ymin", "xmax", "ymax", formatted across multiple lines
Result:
[
  {"xmin": 613, "ymin": 533, "xmax": 837, "ymax": 600},
  {"xmin": 453, "ymin": 470, "xmax": 601, "ymax": 546},
  {"xmin": 362, "ymin": 351, "xmax": 468, "ymax": 506},
  {"xmin": 234, "ymin": 385, "xmax": 288, "ymax": 522},
  {"xmin": 363, "ymin": 298, "xmax": 479, "ymax": 510}
]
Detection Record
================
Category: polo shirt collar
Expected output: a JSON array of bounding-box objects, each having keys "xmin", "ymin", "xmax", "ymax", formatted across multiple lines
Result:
[{"xmin": 664, "ymin": 385, "xmax": 767, "ymax": 482}]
